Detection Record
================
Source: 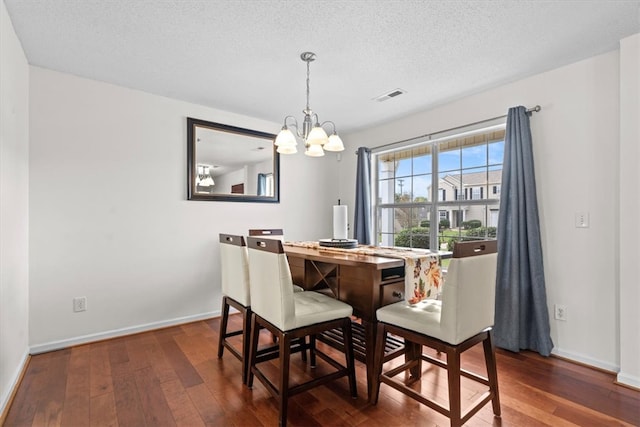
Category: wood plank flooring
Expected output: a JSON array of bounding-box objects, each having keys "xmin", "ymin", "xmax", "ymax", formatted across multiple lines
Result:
[{"xmin": 3, "ymin": 315, "xmax": 639, "ymax": 426}]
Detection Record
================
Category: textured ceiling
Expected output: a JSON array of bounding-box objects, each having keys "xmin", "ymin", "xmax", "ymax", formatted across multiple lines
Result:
[{"xmin": 4, "ymin": 0, "xmax": 640, "ymax": 133}]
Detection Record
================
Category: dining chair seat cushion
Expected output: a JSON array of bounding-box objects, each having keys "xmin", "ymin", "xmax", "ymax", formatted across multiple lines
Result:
[
  {"xmin": 377, "ymin": 299, "xmax": 443, "ymax": 340},
  {"xmin": 292, "ymin": 284, "xmax": 305, "ymax": 293},
  {"xmin": 291, "ymin": 291, "xmax": 353, "ymax": 330}
]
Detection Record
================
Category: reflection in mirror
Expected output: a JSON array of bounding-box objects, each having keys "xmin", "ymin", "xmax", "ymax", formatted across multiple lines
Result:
[{"xmin": 187, "ymin": 118, "xmax": 279, "ymax": 203}]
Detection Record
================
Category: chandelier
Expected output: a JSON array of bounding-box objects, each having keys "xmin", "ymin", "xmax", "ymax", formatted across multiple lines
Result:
[
  {"xmin": 195, "ymin": 165, "xmax": 215, "ymax": 187},
  {"xmin": 274, "ymin": 52, "xmax": 345, "ymax": 157}
]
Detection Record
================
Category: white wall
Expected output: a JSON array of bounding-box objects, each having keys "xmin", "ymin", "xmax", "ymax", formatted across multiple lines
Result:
[
  {"xmin": 212, "ymin": 167, "xmax": 245, "ymax": 194},
  {"xmin": 618, "ymin": 33, "xmax": 640, "ymax": 388},
  {"xmin": 340, "ymin": 49, "xmax": 629, "ymax": 375},
  {"xmin": 0, "ymin": 0, "xmax": 30, "ymax": 415},
  {"xmin": 28, "ymin": 67, "xmax": 339, "ymax": 352}
]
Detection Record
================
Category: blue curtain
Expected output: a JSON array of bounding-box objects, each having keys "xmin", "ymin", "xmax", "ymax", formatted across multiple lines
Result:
[
  {"xmin": 257, "ymin": 173, "xmax": 266, "ymax": 196},
  {"xmin": 494, "ymin": 106, "xmax": 554, "ymax": 356},
  {"xmin": 354, "ymin": 147, "xmax": 372, "ymax": 245}
]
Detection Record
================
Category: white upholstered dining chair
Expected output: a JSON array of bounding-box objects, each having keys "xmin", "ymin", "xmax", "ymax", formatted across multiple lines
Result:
[
  {"xmin": 371, "ymin": 240, "xmax": 501, "ymax": 427},
  {"xmin": 217, "ymin": 233, "xmax": 306, "ymax": 384},
  {"xmin": 246, "ymin": 236, "xmax": 357, "ymax": 427},
  {"xmin": 217, "ymin": 233, "xmax": 252, "ymax": 384}
]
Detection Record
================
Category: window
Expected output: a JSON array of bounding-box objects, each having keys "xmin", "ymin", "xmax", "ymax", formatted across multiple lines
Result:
[
  {"xmin": 472, "ymin": 187, "xmax": 482, "ymax": 200},
  {"xmin": 375, "ymin": 124, "xmax": 505, "ymax": 251}
]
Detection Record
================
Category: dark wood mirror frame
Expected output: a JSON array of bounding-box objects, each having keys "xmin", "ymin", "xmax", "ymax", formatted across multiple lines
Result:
[{"xmin": 187, "ymin": 117, "xmax": 280, "ymax": 203}]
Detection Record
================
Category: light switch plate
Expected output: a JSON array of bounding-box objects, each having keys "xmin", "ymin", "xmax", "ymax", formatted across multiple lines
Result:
[{"xmin": 575, "ymin": 212, "xmax": 589, "ymax": 228}]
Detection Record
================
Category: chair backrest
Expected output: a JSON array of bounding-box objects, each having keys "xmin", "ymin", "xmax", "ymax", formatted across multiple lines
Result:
[
  {"xmin": 248, "ymin": 229, "xmax": 284, "ymax": 240},
  {"xmin": 246, "ymin": 236, "xmax": 296, "ymax": 330},
  {"xmin": 440, "ymin": 240, "xmax": 498, "ymax": 344},
  {"xmin": 219, "ymin": 234, "xmax": 251, "ymax": 306}
]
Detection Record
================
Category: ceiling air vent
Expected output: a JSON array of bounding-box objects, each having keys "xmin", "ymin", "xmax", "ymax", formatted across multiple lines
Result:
[{"xmin": 373, "ymin": 88, "xmax": 406, "ymax": 102}]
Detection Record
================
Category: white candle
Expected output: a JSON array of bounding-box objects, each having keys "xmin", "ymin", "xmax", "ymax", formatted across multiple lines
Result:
[{"xmin": 333, "ymin": 205, "xmax": 348, "ymax": 240}]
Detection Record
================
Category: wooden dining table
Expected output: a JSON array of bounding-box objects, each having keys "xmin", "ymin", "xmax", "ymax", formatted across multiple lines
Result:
[{"xmin": 284, "ymin": 242, "xmax": 410, "ymax": 399}]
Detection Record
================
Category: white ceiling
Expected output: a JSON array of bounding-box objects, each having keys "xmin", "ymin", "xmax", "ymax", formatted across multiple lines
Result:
[{"xmin": 5, "ymin": 0, "xmax": 640, "ymax": 134}]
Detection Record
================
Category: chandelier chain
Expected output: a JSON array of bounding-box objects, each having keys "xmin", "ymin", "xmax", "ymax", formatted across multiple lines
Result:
[{"xmin": 305, "ymin": 56, "xmax": 311, "ymax": 113}]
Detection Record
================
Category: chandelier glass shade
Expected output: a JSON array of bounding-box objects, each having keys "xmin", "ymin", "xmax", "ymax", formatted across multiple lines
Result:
[{"xmin": 274, "ymin": 52, "xmax": 345, "ymax": 157}]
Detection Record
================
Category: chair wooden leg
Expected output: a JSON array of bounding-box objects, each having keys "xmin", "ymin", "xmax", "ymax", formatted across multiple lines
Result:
[
  {"xmin": 483, "ymin": 331, "xmax": 501, "ymax": 416},
  {"xmin": 309, "ymin": 334, "xmax": 317, "ymax": 368},
  {"xmin": 300, "ymin": 337, "xmax": 307, "ymax": 362},
  {"xmin": 217, "ymin": 296, "xmax": 252, "ymax": 384},
  {"xmin": 372, "ymin": 326, "xmax": 499, "ymax": 426},
  {"xmin": 446, "ymin": 347, "xmax": 462, "ymax": 427},
  {"xmin": 217, "ymin": 297, "xmax": 230, "ymax": 358},
  {"xmin": 405, "ymin": 340, "xmax": 422, "ymax": 380},
  {"xmin": 342, "ymin": 318, "xmax": 358, "ymax": 398},
  {"xmin": 246, "ymin": 313, "xmax": 260, "ymax": 389},
  {"xmin": 370, "ymin": 322, "xmax": 387, "ymax": 404},
  {"xmin": 240, "ymin": 307, "xmax": 251, "ymax": 384},
  {"xmin": 278, "ymin": 333, "xmax": 291, "ymax": 427},
  {"xmin": 248, "ymin": 315, "xmax": 355, "ymax": 425}
]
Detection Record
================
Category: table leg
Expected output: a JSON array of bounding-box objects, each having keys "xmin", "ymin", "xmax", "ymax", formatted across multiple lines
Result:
[{"xmin": 362, "ymin": 319, "xmax": 376, "ymax": 401}]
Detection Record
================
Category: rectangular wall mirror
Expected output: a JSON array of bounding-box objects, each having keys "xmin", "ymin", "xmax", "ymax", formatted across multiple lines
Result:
[{"xmin": 187, "ymin": 117, "xmax": 280, "ymax": 203}]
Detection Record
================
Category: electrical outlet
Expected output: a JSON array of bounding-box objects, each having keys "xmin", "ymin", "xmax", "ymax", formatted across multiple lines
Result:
[
  {"xmin": 73, "ymin": 296, "xmax": 87, "ymax": 312},
  {"xmin": 554, "ymin": 304, "xmax": 567, "ymax": 321}
]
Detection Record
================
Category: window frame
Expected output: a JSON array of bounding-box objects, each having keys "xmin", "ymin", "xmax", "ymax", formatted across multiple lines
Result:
[{"xmin": 373, "ymin": 121, "xmax": 506, "ymax": 251}]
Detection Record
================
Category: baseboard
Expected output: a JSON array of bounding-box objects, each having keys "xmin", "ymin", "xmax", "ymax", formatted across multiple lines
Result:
[
  {"xmin": 551, "ymin": 348, "xmax": 618, "ymax": 373},
  {"xmin": 0, "ymin": 350, "xmax": 30, "ymax": 425},
  {"xmin": 29, "ymin": 310, "xmax": 220, "ymax": 354},
  {"xmin": 615, "ymin": 372, "xmax": 640, "ymax": 390}
]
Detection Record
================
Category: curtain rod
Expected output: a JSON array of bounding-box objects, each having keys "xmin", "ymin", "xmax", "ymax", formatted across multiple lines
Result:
[{"xmin": 356, "ymin": 105, "xmax": 541, "ymax": 154}]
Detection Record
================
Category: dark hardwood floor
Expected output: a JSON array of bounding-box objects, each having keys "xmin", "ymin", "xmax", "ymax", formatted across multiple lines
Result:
[{"xmin": 3, "ymin": 315, "xmax": 639, "ymax": 426}]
